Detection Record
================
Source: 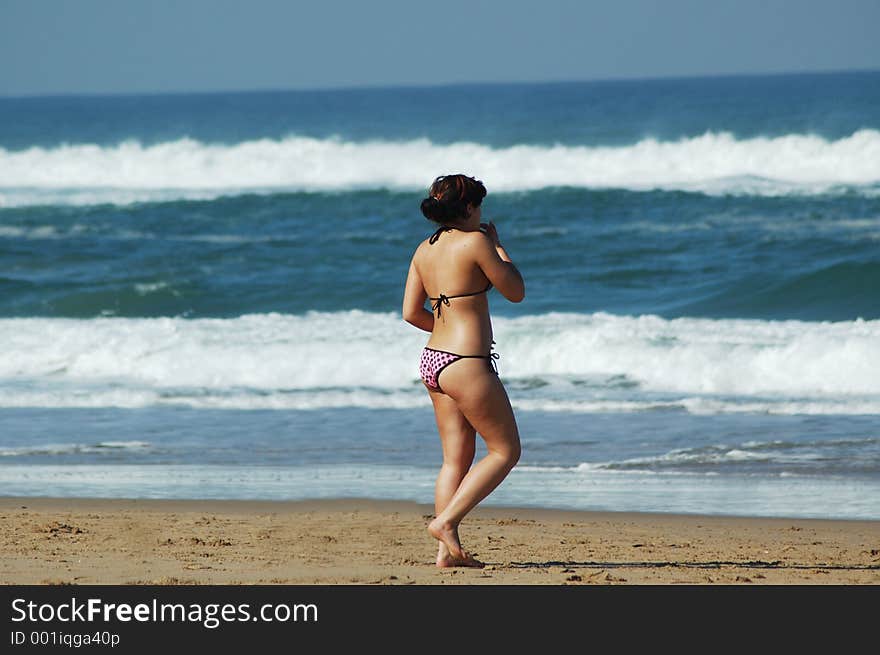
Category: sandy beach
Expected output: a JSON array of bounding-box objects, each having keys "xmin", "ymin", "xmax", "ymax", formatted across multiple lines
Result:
[{"xmin": 1, "ymin": 496, "xmax": 877, "ymax": 585}]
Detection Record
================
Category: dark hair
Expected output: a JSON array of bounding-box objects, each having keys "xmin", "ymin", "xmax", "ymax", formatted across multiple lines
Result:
[{"xmin": 420, "ymin": 174, "xmax": 487, "ymax": 224}]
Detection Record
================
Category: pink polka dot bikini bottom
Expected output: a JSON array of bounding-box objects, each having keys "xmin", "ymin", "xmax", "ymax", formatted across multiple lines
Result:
[{"xmin": 419, "ymin": 345, "xmax": 499, "ymax": 393}]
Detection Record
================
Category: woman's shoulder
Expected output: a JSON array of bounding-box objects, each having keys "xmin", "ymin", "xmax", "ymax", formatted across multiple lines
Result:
[
  {"xmin": 453, "ymin": 229, "xmax": 493, "ymax": 253},
  {"xmin": 412, "ymin": 237, "xmax": 432, "ymax": 256},
  {"xmin": 410, "ymin": 238, "xmax": 433, "ymax": 268}
]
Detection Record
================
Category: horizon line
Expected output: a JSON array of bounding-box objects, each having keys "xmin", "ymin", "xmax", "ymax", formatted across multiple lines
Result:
[{"xmin": 2, "ymin": 67, "xmax": 878, "ymax": 101}]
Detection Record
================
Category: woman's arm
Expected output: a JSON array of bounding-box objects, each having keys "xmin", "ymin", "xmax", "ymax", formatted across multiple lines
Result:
[
  {"xmin": 402, "ymin": 256, "xmax": 435, "ymax": 332},
  {"xmin": 471, "ymin": 222, "xmax": 525, "ymax": 303}
]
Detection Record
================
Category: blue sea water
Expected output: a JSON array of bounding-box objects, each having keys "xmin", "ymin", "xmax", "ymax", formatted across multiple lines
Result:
[{"xmin": 1, "ymin": 71, "xmax": 879, "ymax": 519}]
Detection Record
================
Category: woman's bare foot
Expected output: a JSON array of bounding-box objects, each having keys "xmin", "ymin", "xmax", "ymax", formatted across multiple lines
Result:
[
  {"xmin": 437, "ymin": 552, "xmax": 485, "ymax": 568},
  {"xmin": 428, "ymin": 516, "xmax": 465, "ymax": 560},
  {"xmin": 436, "ymin": 542, "xmax": 484, "ymax": 568}
]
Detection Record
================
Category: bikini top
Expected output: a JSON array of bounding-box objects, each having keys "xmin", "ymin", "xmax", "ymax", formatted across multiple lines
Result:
[{"xmin": 426, "ymin": 226, "xmax": 492, "ymax": 318}]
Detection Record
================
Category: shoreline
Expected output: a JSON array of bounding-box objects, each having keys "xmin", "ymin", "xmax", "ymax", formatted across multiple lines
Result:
[
  {"xmin": 2, "ymin": 496, "xmax": 878, "ymax": 585},
  {"xmin": 2, "ymin": 494, "xmax": 879, "ymax": 524}
]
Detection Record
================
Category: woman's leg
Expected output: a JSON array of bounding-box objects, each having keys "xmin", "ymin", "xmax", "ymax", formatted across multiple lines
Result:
[
  {"xmin": 427, "ymin": 389, "xmax": 481, "ymax": 567},
  {"xmin": 427, "ymin": 359, "xmax": 521, "ymax": 560}
]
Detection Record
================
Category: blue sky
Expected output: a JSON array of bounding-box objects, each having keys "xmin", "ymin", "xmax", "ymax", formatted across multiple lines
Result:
[{"xmin": 1, "ymin": 0, "xmax": 878, "ymax": 95}]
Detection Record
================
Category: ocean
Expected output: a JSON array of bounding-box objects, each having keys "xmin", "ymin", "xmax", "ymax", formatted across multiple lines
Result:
[{"xmin": 1, "ymin": 71, "xmax": 879, "ymax": 519}]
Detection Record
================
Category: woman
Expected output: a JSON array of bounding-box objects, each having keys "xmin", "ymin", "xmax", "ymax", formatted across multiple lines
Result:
[{"xmin": 402, "ymin": 174, "xmax": 524, "ymax": 568}]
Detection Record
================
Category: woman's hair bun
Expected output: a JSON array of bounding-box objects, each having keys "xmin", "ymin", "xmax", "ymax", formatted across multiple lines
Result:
[{"xmin": 420, "ymin": 196, "xmax": 449, "ymax": 223}]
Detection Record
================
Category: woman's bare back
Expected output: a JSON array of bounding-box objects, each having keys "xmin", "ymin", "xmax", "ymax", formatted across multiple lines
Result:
[{"xmin": 414, "ymin": 228, "xmax": 495, "ymax": 354}]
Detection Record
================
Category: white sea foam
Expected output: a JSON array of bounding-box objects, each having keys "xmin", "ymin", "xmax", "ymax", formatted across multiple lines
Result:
[
  {"xmin": 0, "ymin": 441, "xmax": 151, "ymax": 456},
  {"xmin": 2, "ymin": 311, "xmax": 880, "ymax": 413},
  {"xmin": 498, "ymin": 312, "xmax": 880, "ymax": 395},
  {"xmin": 1, "ymin": 130, "xmax": 878, "ymax": 206}
]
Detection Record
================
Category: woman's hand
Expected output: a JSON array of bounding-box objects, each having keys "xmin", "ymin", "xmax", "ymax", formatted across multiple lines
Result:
[{"xmin": 480, "ymin": 221, "xmax": 502, "ymax": 247}]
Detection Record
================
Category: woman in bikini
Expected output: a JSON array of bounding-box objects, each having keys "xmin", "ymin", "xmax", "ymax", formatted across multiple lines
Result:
[{"xmin": 402, "ymin": 174, "xmax": 524, "ymax": 568}]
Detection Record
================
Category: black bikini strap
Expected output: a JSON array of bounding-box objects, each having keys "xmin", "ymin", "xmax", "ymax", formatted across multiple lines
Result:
[
  {"xmin": 429, "ymin": 283, "xmax": 492, "ymax": 318},
  {"xmin": 468, "ymin": 341, "xmax": 499, "ymax": 375},
  {"xmin": 452, "ymin": 283, "xmax": 492, "ymax": 299},
  {"xmin": 431, "ymin": 294, "xmax": 450, "ymax": 317},
  {"xmin": 428, "ymin": 226, "xmax": 454, "ymax": 244},
  {"xmin": 486, "ymin": 342, "xmax": 500, "ymax": 375}
]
